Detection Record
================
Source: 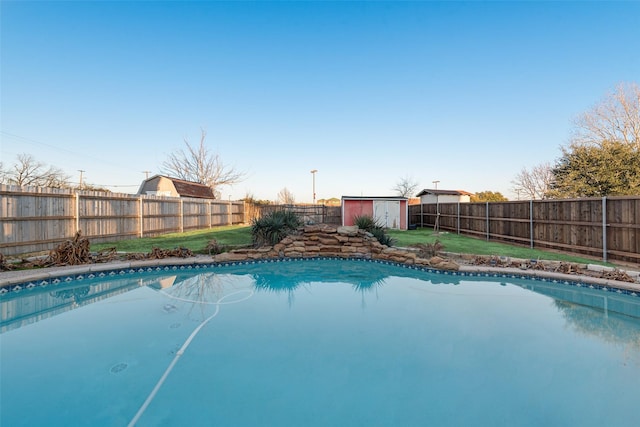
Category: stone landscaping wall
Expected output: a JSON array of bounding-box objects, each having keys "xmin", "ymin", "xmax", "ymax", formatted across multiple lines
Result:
[{"xmin": 213, "ymin": 224, "xmax": 460, "ymax": 270}]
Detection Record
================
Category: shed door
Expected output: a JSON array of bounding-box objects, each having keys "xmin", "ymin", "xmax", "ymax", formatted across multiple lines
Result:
[{"xmin": 373, "ymin": 201, "xmax": 401, "ymax": 229}]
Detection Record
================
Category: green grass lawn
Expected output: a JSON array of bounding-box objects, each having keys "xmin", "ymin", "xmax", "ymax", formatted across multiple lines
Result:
[
  {"xmin": 91, "ymin": 224, "xmax": 607, "ymax": 266},
  {"xmin": 388, "ymin": 227, "xmax": 608, "ymax": 265},
  {"xmin": 91, "ymin": 225, "xmax": 253, "ymax": 254}
]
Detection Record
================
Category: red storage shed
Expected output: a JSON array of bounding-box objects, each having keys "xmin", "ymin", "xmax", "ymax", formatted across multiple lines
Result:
[{"xmin": 341, "ymin": 196, "xmax": 409, "ymax": 230}]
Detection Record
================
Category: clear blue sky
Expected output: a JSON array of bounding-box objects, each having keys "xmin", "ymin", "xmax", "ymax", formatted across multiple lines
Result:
[{"xmin": 2, "ymin": 1, "xmax": 639, "ymax": 202}]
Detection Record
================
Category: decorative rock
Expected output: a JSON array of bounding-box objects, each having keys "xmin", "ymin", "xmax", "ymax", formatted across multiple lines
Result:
[
  {"xmin": 437, "ymin": 260, "xmax": 460, "ymax": 271},
  {"xmin": 213, "ymin": 252, "xmax": 249, "ymax": 262},
  {"xmin": 429, "ymin": 256, "xmax": 445, "ymax": 265},
  {"xmin": 210, "ymin": 224, "xmax": 459, "ymax": 272},
  {"xmin": 337, "ymin": 226, "xmax": 359, "ymax": 236},
  {"xmin": 318, "ymin": 237, "xmax": 340, "ymax": 246}
]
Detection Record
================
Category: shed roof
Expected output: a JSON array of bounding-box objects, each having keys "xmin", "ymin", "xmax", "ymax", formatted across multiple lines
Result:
[
  {"xmin": 416, "ymin": 189, "xmax": 474, "ymax": 197},
  {"xmin": 141, "ymin": 175, "xmax": 216, "ymax": 199}
]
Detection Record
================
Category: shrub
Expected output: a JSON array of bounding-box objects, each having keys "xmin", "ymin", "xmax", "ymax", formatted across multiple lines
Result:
[
  {"xmin": 370, "ymin": 227, "xmax": 396, "ymax": 247},
  {"xmin": 251, "ymin": 210, "xmax": 302, "ymax": 247},
  {"xmin": 410, "ymin": 240, "xmax": 444, "ymax": 258},
  {"xmin": 353, "ymin": 215, "xmax": 395, "ymax": 247},
  {"xmin": 206, "ymin": 239, "xmax": 225, "ymax": 255},
  {"xmin": 353, "ymin": 215, "xmax": 378, "ymax": 231}
]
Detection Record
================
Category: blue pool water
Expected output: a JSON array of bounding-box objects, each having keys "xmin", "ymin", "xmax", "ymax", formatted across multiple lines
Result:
[{"xmin": 1, "ymin": 259, "xmax": 640, "ymax": 426}]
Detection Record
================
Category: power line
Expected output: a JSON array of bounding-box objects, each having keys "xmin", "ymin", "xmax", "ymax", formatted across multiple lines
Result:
[
  {"xmin": 1, "ymin": 131, "xmax": 84, "ymax": 157},
  {"xmin": 0, "ymin": 130, "xmax": 147, "ymax": 173},
  {"xmin": 1, "ymin": 130, "xmax": 154, "ymax": 190}
]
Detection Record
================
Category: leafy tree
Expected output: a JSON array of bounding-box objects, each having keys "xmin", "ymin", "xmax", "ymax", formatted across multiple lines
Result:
[
  {"xmin": 75, "ymin": 183, "xmax": 111, "ymax": 192},
  {"xmin": 242, "ymin": 192, "xmax": 272, "ymax": 205},
  {"xmin": 161, "ymin": 128, "xmax": 245, "ymax": 192},
  {"xmin": 470, "ymin": 191, "xmax": 508, "ymax": 202},
  {"xmin": 0, "ymin": 153, "xmax": 70, "ymax": 188},
  {"xmin": 548, "ymin": 140, "xmax": 640, "ymax": 197},
  {"xmin": 392, "ymin": 175, "xmax": 419, "ymax": 197},
  {"xmin": 545, "ymin": 82, "xmax": 640, "ymax": 198},
  {"xmin": 318, "ymin": 197, "xmax": 341, "ymax": 206}
]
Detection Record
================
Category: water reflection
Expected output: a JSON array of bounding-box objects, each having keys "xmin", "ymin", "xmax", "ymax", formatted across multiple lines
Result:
[
  {"xmin": 554, "ymin": 300, "xmax": 640, "ymax": 364},
  {"xmin": 51, "ymin": 286, "xmax": 90, "ymax": 304},
  {"xmin": 245, "ymin": 262, "xmax": 391, "ymax": 307},
  {"xmin": 0, "ymin": 277, "xmax": 150, "ymax": 333},
  {"xmin": 151, "ymin": 272, "xmax": 255, "ymax": 321},
  {"xmin": 2, "ymin": 261, "xmax": 639, "ymax": 357}
]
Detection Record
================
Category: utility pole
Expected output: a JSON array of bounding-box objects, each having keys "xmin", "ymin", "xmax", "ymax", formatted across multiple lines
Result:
[
  {"xmin": 142, "ymin": 171, "xmax": 151, "ymax": 180},
  {"xmin": 432, "ymin": 180, "xmax": 440, "ymax": 231},
  {"xmin": 310, "ymin": 169, "xmax": 318, "ymax": 204},
  {"xmin": 78, "ymin": 170, "xmax": 85, "ymax": 189}
]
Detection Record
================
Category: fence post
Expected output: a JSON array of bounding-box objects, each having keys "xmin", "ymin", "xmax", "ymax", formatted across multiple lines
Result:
[
  {"xmin": 457, "ymin": 202, "xmax": 460, "ymax": 234},
  {"xmin": 139, "ymin": 196, "xmax": 144, "ymax": 238},
  {"xmin": 228, "ymin": 199, "xmax": 233, "ymax": 225},
  {"xmin": 530, "ymin": 199, "xmax": 534, "ymax": 249},
  {"xmin": 602, "ymin": 196, "xmax": 608, "ymax": 262},
  {"xmin": 179, "ymin": 199, "xmax": 184, "ymax": 233},
  {"xmin": 486, "ymin": 202, "xmax": 490, "ymax": 241},
  {"xmin": 75, "ymin": 192, "xmax": 80, "ymax": 234},
  {"xmin": 208, "ymin": 201, "xmax": 212, "ymax": 228},
  {"xmin": 420, "ymin": 203, "xmax": 424, "ymax": 228}
]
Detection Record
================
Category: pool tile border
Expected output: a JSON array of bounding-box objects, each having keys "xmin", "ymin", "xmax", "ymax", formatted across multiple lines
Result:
[{"xmin": 1, "ymin": 256, "xmax": 639, "ymax": 297}]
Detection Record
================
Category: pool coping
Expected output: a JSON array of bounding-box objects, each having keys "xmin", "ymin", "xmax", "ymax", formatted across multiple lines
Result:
[{"xmin": 1, "ymin": 255, "xmax": 639, "ymax": 297}]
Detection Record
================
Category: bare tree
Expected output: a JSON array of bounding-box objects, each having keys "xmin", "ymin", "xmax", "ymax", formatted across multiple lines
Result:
[
  {"xmin": 161, "ymin": 128, "xmax": 245, "ymax": 192},
  {"xmin": 2, "ymin": 154, "xmax": 70, "ymax": 188},
  {"xmin": 572, "ymin": 82, "xmax": 640, "ymax": 149},
  {"xmin": 511, "ymin": 162, "xmax": 554, "ymax": 200},
  {"xmin": 0, "ymin": 161, "xmax": 7, "ymax": 184},
  {"xmin": 392, "ymin": 175, "xmax": 419, "ymax": 198},
  {"xmin": 277, "ymin": 187, "xmax": 296, "ymax": 204}
]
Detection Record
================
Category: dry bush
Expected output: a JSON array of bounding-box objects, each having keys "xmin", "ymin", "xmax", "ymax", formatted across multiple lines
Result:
[
  {"xmin": 411, "ymin": 240, "xmax": 444, "ymax": 258},
  {"xmin": 0, "ymin": 253, "xmax": 15, "ymax": 271},
  {"xmin": 206, "ymin": 239, "xmax": 224, "ymax": 255},
  {"xmin": 48, "ymin": 231, "xmax": 92, "ymax": 266}
]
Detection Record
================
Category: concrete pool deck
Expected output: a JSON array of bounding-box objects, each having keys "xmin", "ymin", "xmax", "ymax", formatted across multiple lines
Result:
[
  {"xmin": 2, "ymin": 254, "xmax": 639, "ymax": 295},
  {"xmin": 2, "ymin": 224, "xmax": 639, "ymax": 293}
]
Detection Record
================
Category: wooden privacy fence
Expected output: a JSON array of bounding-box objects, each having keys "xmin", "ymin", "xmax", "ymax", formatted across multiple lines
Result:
[
  {"xmin": 0, "ymin": 185, "xmax": 245, "ymax": 256},
  {"xmin": 409, "ymin": 196, "xmax": 640, "ymax": 265}
]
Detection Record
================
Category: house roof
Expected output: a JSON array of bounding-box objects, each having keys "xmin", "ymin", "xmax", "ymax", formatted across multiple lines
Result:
[
  {"xmin": 170, "ymin": 177, "xmax": 216, "ymax": 199},
  {"xmin": 141, "ymin": 175, "xmax": 216, "ymax": 199},
  {"xmin": 416, "ymin": 189, "xmax": 474, "ymax": 197}
]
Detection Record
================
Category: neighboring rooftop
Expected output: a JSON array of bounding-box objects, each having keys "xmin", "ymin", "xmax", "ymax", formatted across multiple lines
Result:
[
  {"xmin": 416, "ymin": 189, "xmax": 474, "ymax": 197},
  {"xmin": 138, "ymin": 175, "xmax": 216, "ymax": 199}
]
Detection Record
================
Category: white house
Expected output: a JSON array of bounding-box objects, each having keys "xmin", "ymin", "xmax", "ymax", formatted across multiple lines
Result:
[{"xmin": 416, "ymin": 189, "xmax": 474, "ymax": 204}]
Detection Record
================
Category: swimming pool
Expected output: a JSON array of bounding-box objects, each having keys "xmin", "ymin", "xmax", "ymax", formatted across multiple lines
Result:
[{"xmin": 2, "ymin": 258, "xmax": 639, "ymax": 426}]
